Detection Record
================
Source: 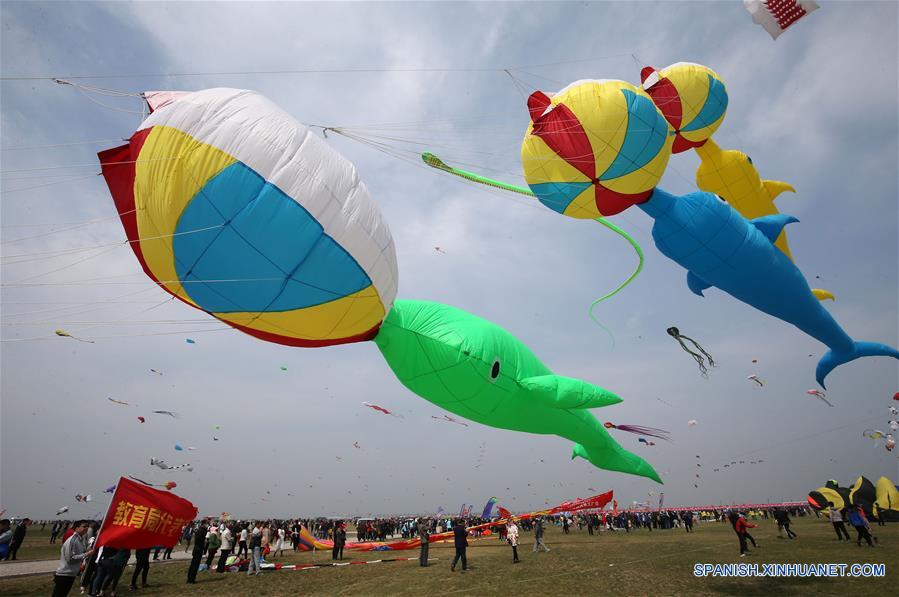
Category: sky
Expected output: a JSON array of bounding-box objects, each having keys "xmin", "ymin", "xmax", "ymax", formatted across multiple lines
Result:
[{"xmin": 1, "ymin": 1, "xmax": 897, "ymax": 520}]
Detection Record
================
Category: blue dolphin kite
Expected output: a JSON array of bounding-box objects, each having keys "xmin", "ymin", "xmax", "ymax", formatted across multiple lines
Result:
[{"xmin": 637, "ymin": 188, "xmax": 899, "ymax": 388}]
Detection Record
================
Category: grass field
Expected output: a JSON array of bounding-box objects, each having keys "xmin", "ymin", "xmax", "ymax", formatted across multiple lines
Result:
[{"xmin": 2, "ymin": 517, "xmax": 895, "ymax": 596}]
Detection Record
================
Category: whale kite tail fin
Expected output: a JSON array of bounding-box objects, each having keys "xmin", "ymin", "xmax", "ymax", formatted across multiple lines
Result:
[
  {"xmin": 571, "ymin": 442, "xmax": 663, "ymax": 484},
  {"xmin": 816, "ymin": 341, "xmax": 899, "ymax": 389}
]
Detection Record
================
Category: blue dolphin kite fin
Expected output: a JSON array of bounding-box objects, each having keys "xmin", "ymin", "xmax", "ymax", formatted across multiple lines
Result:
[
  {"xmin": 687, "ymin": 271, "xmax": 711, "ymax": 297},
  {"xmin": 751, "ymin": 214, "xmax": 799, "ymax": 245},
  {"xmin": 816, "ymin": 342, "xmax": 899, "ymax": 389}
]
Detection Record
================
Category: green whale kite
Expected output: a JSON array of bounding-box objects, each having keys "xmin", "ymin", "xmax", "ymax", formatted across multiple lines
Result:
[{"xmin": 374, "ymin": 300, "xmax": 662, "ymax": 483}]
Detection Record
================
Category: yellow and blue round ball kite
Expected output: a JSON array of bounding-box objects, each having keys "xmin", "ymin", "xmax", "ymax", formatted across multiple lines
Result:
[
  {"xmin": 521, "ymin": 80, "xmax": 673, "ymax": 219},
  {"xmin": 640, "ymin": 62, "xmax": 728, "ymax": 153},
  {"xmin": 99, "ymin": 88, "xmax": 398, "ymax": 347}
]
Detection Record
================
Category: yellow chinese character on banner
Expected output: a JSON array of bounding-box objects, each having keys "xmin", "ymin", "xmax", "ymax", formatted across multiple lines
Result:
[
  {"xmin": 129, "ymin": 505, "xmax": 149, "ymax": 529},
  {"xmin": 169, "ymin": 518, "xmax": 184, "ymax": 537},
  {"xmin": 112, "ymin": 501, "xmax": 134, "ymax": 526},
  {"xmin": 145, "ymin": 508, "xmax": 161, "ymax": 532},
  {"xmin": 157, "ymin": 512, "xmax": 173, "ymax": 535}
]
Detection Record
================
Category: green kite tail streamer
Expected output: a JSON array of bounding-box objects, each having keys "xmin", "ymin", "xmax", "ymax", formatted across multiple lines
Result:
[{"xmin": 421, "ymin": 151, "xmax": 644, "ymax": 342}]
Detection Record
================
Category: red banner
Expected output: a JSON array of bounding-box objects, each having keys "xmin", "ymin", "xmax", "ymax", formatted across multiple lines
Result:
[
  {"xmin": 96, "ymin": 477, "xmax": 198, "ymax": 549},
  {"xmin": 548, "ymin": 490, "xmax": 613, "ymax": 515}
]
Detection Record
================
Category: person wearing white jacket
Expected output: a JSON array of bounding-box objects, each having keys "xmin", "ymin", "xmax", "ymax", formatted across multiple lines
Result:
[
  {"xmin": 217, "ymin": 526, "xmax": 233, "ymax": 572},
  {"xmin": 506, "ymin": 520, "xmax": 520, "ymax": 563}
]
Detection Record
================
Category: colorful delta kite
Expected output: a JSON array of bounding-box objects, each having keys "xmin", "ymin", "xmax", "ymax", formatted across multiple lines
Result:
[
  {"xmin": 97, "ymin": 89, "xmax": 658, "ymax": 483},
  {"xmin": 517, "ymin": 79, "xmax": 899, "ymax": 387},
  {"xmin": 99, "ymin": 88, "xmax": 399, "ymax": 348},
  {"xmin": 744, "ymin": 0, "xmax": 819, "ymax": 40},
  {"xmin": 521, "ymin": 80, "xmax": 672, "ymax": 219},
  {"xmin": 747, "ymin": 374, "xmax": 764, "ymax": 387}
]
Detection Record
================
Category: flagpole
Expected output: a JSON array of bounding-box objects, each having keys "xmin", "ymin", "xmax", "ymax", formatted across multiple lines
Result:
[{"xmin": 91, "ymin": 476, "xmax": 122, "ymax": 563}]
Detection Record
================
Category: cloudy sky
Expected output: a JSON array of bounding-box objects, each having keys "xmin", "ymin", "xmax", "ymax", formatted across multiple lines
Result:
[{"xmin": 1, "ymin": 2, "xmax": 897, "ymax": 519}]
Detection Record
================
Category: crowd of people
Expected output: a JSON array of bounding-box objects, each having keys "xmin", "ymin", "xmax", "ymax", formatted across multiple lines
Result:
[{"xmin": 1, "ymin": 502, "xmax": 888, "ymax": 596}]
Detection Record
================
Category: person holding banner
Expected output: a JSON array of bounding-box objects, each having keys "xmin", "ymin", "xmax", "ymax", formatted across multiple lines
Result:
[{"xmin": 52, "ymin": 520, "xmax": 94, "ymax": 597}]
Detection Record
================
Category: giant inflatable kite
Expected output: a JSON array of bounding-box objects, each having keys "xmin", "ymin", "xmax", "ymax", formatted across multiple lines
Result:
[
  {"xmin": 518, "ymin": 79, "xmax": 899, "ymax": 387},
  {"xmin": 639, "ymin": 62, "xmax": 831, "ymax": 302},
  {"xmin": 808, "ymin": 476, "xmax": 899, "ymax": 521},
  {"xmin": 98, "ymin": 88, "xmax": 659, "ymax": 483}
]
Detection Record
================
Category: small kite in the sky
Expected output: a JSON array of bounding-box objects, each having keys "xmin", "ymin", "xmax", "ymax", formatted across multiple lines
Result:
[
  {"xmin": 336, "ymin": 456, "xmax": 343, "ymax": 461},
  {"xmin": 747, "ymin": 374, "xmax": 764, "ymax": 387},
  {"xmin": 56, "ymin": 506, "xmax": 69, "ymax": 516},
  {"xmin": 137, "ymin": 416, "xmax": 145, "ymax": 423},
  {"xmin": 638, "ymin": 438, "xmax": 656, "ymax": 446},
  {"xmin": 185, "ymin": 338, "xmax": 196, "ymax": 344},
  {"xmin": 104, "ymin": 485, "xmax": 116, "ymax": 493},
  {"xmin": 889, "ymin": 420, "xmax": 898, "ymax": 432},
  {"xmin": 863, "ymin": 429, "xmax": 885, "ymax": 441},
  {"xmin": 149, "ymin": 369, "xmax": 163, "ymax": 376},
  {"xmin": 656, "ymin": 397, "xmax": 677, "ymax": 409},
  {"xmin": 55, "ymin": 329, "xmax": 94, "ymax": 343},
  {"xmin": 152, "ymin": 410, "xmax": 180, "ymax": 418},
  {"xmin": 431, "ymin": 414, "xmax": 469, "ymax": 427},
  {"xmin": 806, "ymin": 389, "xmax": 834, "ymax": 407},
  {"xmin": 164, "ymin": 481, "xmax": 177, "ymax": 490},
  {"xmin": 688, "ymin": 419, "xmax": 698, "ymax": 427},
  {"xmin": 213, "ymin": 436, "xmax": 220, "ymax": 441},
  {"xmin": 353, "ymin": 442, "xmax": 361, "ymax": 449},
  {"xmin": 604, "ymin": 422, "xmax": 671, "ymax": 441},
  {"xmin": 434, "ymin": 246, "xmax": 446, "ymax": 254},
  {"xmin": 280, "ymin": 365, "xmax": 288, "ymax": 371},
  {"xmin": 107, "ymin": 397, "xmax": 130, "ymax": 406},
  {"xmin": 891, "ymin": 407, "xmax": 899, "ymax": 416},
  {"xmin": 174, "ymin": 444, "xmax": 184, "ymax": 451},
  {"xmin": 667, "ymin": 327, "xmax": 715, "ymax": 376},
  {"xmin": 74, "ymin": 494, "xmax": 91, "ymax": 503},
  {"xmin": 744, "ymin": 0, "xmax": 819, "ymax": 40},
  {"xmin": 893, "ymin": 392, "xmax": 899, "ymax": 401},
  {"xmin": 362, "ymin": 401, "xmax": 402, "ymax": 418}
]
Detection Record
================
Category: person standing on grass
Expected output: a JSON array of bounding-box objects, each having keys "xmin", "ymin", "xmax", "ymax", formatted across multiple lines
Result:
[
  {"xmin": 732, "ymin": 512, "xmax": 756, "ymax": 557},
  {"xmin": 848, "ymin": 505, "xmax": 874, "ymax": 547},
  {"xmin": 533, "ymin": 517, "xmax": 550, "ymax": 553},
  {"xmin": 237, "ymin": 525, "xmax": 249, "ymax": 558},
  {"xmin": 186, "ymin": 519, "xmax": 208, "ymax": 584},
  {"xmin": 130, "ymin": 547, "xmax": 151, "ymax": 590},
  {"xmin": 247, "ymin": 522, "xmax": 262, "ymax": 576},
  {"xmin": 418, "ymin": 518, "xmax": 430, "ymax": 567},
  {"xmin": 0, "ymin": 519, "xmax": 12, "ymax": 560},
  {"xmin": 450, "ymin": 519, "xmax": 468, "ymax": 572},
  {"xmin": 829, "ymin": 504, "xmax": 851, "ymax": 540},
  {"xmin": 7, "ymin": 518, "xmax": 29, "ymax": 560},
  {"xmin": 506, "ymin": 519, "xmax": 520, "ymax": 564},
  {"xmin": 332, "ymin": 523, "xmax": 346, "ymax": 561},
  {"xmin": 204, "ymin": 526, "xmax": 221, "ymax": 569},
  {"xmin": 217, "ymin": 525, "xmax": 233, "ymax": 573},
  {"xmin": 52, "ymin": 520, "xmax": 94, "ymax": 597},
  {"xmin": 683, "ymin": 511, "xmax": 694, "ymax": 533}
]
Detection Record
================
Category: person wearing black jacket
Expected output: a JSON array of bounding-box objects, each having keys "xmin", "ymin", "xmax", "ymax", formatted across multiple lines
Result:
[
  {"xmin": 186, "ymin": 521, "xmax": 208, "ymax": 584},
  {"xmin": 332, "ymin": 524, "xmax": 346, "ymax": 560},
  {"xmin": 450, "ymin": 519, "xmax": 468, "ymax": 572}
]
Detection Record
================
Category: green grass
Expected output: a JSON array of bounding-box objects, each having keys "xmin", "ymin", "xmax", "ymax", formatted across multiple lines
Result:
[{"xmin": 2, "ymin": 517, "xmax": 896, "ymax": 595}]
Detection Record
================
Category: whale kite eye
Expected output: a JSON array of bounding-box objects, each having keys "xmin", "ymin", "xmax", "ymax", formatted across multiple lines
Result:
[
  {"xmin": 489, "ymin": 358, "xmax": 501, "ymax": 381},
  {"xmin": 746, "ymin": 156, "xmax": 753, "ymax": 165}
]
